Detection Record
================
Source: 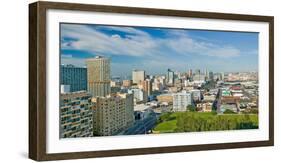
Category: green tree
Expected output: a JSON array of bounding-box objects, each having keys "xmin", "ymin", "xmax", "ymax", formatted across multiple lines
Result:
[
  {"xmin": 186, "ymin": 105, "xmax": 196, "ymax": 112},
  {"xmin": 223, "ymin": 109, "xmax": 237, "ymax": 114}
]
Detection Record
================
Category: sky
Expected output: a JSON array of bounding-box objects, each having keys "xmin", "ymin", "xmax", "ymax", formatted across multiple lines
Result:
[{"xmin": 60, "ymin": 23, "xmax": 258, "ymax": 77}]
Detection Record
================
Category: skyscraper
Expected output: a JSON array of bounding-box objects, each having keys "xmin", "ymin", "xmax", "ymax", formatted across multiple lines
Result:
[
  {"xmin": 221, "ymin": 72, "xmax": 225, "ymax": 81},
  {"xmin": 167, "ymin": 69, "xmax": 174, "ymax": 85},
  {"xmin": 205, "ymin": 68, "xmax": 209, "ymax": 80},
  {"xmin": 61, "ymin": 64, "xmax": 87, "ymax": 92},
  {"xmin": 209, "ymin": 71, "xmax": 214, "ymax": 81},
  {"xmin": 86, "ymin": 56, "xmax": 111, "ymax": 97},
  {"xmin": 188, "ymin": 69, "xmax": 193, "ymax": 78},
  {"xmin": 132, "ymin": 70, "xmax": 145, "ymax": 84},
  {"xmin": 142, "ymin": 79, "xmax": 152, "ymax": 96}
]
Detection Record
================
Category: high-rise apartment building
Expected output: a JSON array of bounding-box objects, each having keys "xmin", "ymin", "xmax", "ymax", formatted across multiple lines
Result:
[
  {"xmin": 119, "ymin": 93, "xmax": 135, "ymax": 127},
  {"xmin": 132, "ymin": 70, "xmax": 145, "ymax": 84},
  {"xmin": 172, "ymin": 91, "xmax": 193, "ymax": 112},
  {"xmin": 60, "ymin": 64, "xmax": 87, "ymax": 92},
  {"xmin": 92, "ymin": 93, "xmax": 134, "ymax": 136},
  {"xmin": 86, "ymin": 56, "xmax": 111, "ymax": 97},
  {"xmin": 60, "ymin": 91, "xmax": 93, "ymax": 138}
]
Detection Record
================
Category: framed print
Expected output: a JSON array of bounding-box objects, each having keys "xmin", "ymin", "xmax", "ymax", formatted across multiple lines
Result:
[{"xmin": 29, "ymin": 1, "xmax": 274, "ymax": 161}]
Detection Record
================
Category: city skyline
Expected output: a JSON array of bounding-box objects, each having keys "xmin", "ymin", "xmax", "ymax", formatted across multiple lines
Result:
[{"xmin": 61, "ymin": 23, "xmax": 258, "ymax": 77}]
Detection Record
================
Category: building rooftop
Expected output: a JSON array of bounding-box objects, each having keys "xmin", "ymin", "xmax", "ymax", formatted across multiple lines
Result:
[
  {"xmin": 134, "ymin": 104, "xmax": 152, "ymax": 112},
  {"xmin": 61, "ymin": 91, "xmax": 90, "ymax": 99}
]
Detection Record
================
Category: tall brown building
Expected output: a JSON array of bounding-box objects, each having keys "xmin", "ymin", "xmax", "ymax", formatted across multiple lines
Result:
[
  {"xmin": 92, "ymin": 93, "xmax": 134, "ymax": 136},
  {"xmin": 86, "ymin": 56, "xmax": 111, "ymax": 97},
  {"xmin": 142, "ymin": 79, "xmax": 152, "ymax": 96}
]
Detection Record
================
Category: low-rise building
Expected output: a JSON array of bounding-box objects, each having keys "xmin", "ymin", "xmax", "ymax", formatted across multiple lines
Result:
[
  {"xmin": 220, "ymin": 96, "xmax": 240, "ymax": 113},
  {"xmin": 157, "ymin": 94, "xmax": 173, "ymax": 104},
  {"xmin": 122, "ymin": 80, "xmax": 132, "ymax": 87}
]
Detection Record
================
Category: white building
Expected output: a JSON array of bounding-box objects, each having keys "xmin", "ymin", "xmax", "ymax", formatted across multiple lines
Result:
[
  {"xmin": 172, "ymin": 91, "xmax": 192, "ymax": 112},
  {"xmin": 128, "ymin": 88, "xmax": 147, "ymax": 103}
]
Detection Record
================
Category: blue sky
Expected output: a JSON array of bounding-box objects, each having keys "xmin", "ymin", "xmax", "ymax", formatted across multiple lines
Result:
[{"xmin": 60, "ymin": 23, "xmax": 258, "ymax": 77}]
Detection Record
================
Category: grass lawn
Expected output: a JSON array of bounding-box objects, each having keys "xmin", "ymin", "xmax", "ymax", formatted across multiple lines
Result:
[
  {"xmin": 153, "ymin": 112, "xmax": 258, "ymax": 133},
  {"xmin": 153, "ymin": 119, "xmax": 177, "ymax": 133}
]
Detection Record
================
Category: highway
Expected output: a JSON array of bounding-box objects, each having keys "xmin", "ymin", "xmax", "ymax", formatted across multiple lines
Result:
[{"xmin": 122, "ymin": 112, "xmax": 157, "ymax": 135}]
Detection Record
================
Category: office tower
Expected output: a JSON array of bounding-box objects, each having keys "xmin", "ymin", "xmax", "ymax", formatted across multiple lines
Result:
[
  {"xmin": 172, "ymin": 91, "xmax": 192, "ymax": 112},
  {"xmin": 86, "ymin": 56, "xmax": 111, "ymax": 97},
  {"xmin": 205, "ymin": 68, "xmax": 209, "ymax": 79},
  {"xmin": 132, "ymin": 70, "xmax": 145, "ymax": 84},
  {"xmin": 60, "ymin": 91, "xmax": 93, "ymax": 138},
  {"xmin": 92, "ymin": 93, "xmax": 134, "ymax": 136},
  {"xmin": 167, "ymin": 69, "xmax": 175, "ymax": 85},
  {"xmin": 188, "ymin": 69, "xmax": 193, "ymax": 78},
  {"xmin": 221, "ymin": 72, "xmax": 225, "ymax": 81},
  {"xmin": 60, "ymin": 64, "xmax": 87, "ymax": 92},
  {"xmin": 209, "ymin": 71, "xmax": 214, "ymax": 81},
  {"xmin": 142, "ymin": 79, "xmax": 152, "ymax": 96}
]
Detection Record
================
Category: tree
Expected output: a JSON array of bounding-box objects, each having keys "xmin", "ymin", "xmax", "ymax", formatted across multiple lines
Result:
[
  {"xmin": 186, "ymin": 105, "xmax": 196, "ymax": 112},
  {"xmin": 223, "ymin": 109, "xmax": 237, "ymax": 114}
]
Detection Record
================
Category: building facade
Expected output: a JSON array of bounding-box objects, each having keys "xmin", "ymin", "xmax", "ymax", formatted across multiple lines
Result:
[
  {"xmin": 60, "ymin": 91, "xmax": 93, "ymax": 138},
  {"xmin": 123, "ymin": 80, "xmax": 132, "ymax": 87},
  {"xmin": 86, "ymin": 56, "xmax": 111, "ymax": 97},
  {"xmin": 191, "ymin": 89, "xmax": 202, "ymax": 102},
  {"xmin": 172, "ymin": 91, "xmax": 192, "ymax": 112},
  {"xmin": 132, "ymin": 70, "xmax": 145, "ymax": 84},
  {"xmin": 60, "ymin": 64, "xmax": 87, "ymax": 92},
  {"xmin": 142, "ymin": 79, "xmax": 152, "ymax": 96},
  {"xmin": 128, "ymin": 88, "xmax": 147, "ymax": 103},
  {"xmin": 167, "ymin": 69, "xmax": 174, "ymax": 85},
  {"xmin": 92, "ymin": 93, "xmax": 134, "ymax": 136},
  {"xmin": 119, "ymin": 93, "xmax": 135, "ymax": 127}
]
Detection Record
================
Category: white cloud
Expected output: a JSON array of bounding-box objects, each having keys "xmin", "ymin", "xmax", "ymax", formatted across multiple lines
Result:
[
  {"xmin": 61, "ymin": 55, "xmax": 86, "ymax": 67},
  {"xmin": 61, "ymin": 24, "xmax": 244, "ymax": 59}
]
